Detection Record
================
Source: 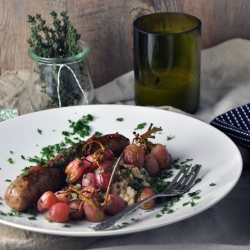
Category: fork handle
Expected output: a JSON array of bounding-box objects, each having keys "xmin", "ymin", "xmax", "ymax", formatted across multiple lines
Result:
[{"xmin": 93, "ymin": 191, "xmax": 177, "ymax": 231}]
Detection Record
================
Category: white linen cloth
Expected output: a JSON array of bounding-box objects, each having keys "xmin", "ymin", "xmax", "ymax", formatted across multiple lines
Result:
[{"xmin": 0, "ymin": 38, "xmax": 250, "ymax": 250}]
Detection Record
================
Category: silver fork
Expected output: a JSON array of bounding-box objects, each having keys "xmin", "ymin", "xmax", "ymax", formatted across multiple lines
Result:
[{"xmin": 93, "ymin": 164, "xmax": 201, "ymax": 231}]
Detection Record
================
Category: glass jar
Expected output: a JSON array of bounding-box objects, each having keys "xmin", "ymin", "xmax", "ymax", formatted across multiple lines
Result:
[
  {"xmin": 28, "ymin": 40, "xmax": 94, "ymax": 111},
  {"xmin": 133, "ymin": 13, "xmax": 201, "ymax": 114}
]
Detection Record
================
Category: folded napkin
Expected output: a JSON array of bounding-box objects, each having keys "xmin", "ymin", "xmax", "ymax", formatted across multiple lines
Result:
[
  {"xmin": 0, "ymin": 70, "xmax": 33, "ymax": 114},
  {"xmin": 211, "ymin": 103, "xmax": 250, "ymax": 149}
]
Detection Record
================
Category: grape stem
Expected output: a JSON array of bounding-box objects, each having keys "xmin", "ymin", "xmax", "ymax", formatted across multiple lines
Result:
[
  {"xmin": 133, "ymin": 123, "xmax": 162, "ymax": 148},
  {"xmin": 101, "ymin": 151, "xmax": 125, "ymax": 208},
  {"xmin": 82, "ymin": 140, "xmax": 106, "ymax": 163}
]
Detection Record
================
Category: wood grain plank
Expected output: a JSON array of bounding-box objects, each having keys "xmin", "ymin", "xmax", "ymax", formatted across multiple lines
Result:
[{"xmin": 1, "ymin": 0, "xmax": 250, "ymax": 88}]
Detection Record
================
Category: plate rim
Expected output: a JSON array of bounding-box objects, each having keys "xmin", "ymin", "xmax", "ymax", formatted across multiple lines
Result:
[{"xmin": 0, "ymin": 104, "xmax": 243, "ymax": 236}]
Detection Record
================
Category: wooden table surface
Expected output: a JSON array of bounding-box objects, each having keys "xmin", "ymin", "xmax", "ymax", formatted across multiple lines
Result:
[{"xmin": 1, "ymin": 0, "xmax": 250, "ymax": 88}]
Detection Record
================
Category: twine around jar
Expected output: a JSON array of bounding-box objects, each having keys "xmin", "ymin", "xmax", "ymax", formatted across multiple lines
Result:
[{"xmin": 57, "ymin": 64, "xmax": 89, "ymax": 107}]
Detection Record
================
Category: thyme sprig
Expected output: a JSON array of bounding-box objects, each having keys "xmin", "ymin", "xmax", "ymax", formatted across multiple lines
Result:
[{"xmin": 27, "ymin": 11, "xmax": 81, "ymax": 58}]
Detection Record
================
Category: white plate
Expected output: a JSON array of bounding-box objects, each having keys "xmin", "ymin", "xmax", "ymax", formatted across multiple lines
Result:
[{"xmin": 0, "ymin": 105, "xmax": 242, "ymax": 236}]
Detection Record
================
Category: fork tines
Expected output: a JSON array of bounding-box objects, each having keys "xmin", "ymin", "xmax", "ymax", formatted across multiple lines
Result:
[{"xmin": 167, "ymin": 165, "xmax": 201, "ymax": 193}]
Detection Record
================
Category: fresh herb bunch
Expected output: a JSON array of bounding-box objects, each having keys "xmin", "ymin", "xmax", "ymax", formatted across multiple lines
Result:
[
  {"xmin": 27, "ymin": 11, "xmax": 81, "ymax": 58},
  {"xmin": 27, "ymin": 11, "xmax": 89, "ymax": 109}
]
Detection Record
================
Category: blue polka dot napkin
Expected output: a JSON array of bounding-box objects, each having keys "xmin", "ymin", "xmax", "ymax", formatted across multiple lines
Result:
[{"xmin": 210, "ymin": 103, "xmax": 250, "ymax": 149}]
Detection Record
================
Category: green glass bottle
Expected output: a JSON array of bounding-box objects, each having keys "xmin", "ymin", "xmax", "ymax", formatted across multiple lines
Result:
[{"xmin": 133, "ymin": 13, "xmax": 202, "ymax": 113}]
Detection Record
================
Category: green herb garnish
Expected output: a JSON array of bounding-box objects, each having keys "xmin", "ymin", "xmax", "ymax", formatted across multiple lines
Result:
[
  {"xmin": 21, "ymin": 171, "xmax": 30, "ymax": 177},
  {"xmin": 21, "ymin": 166, "xmax": 31, "ymax": 172},
  {"xmin": 167, "ymin": 135, "xmax": 174, "ymax": 140},
  {"xmin": 195, "ymin": 178, "xmax": 202, "ymax": 184},
  {"xmin": 28, "ymin": 216, "xmax": 37, "ymax": 220},
  {"xmin": 27, "ymin": 11, "xmax": 81, "ymax": 58},
  {"xmin": 9, "ymin": 209, "xmax": 22, "ymax": 217},
  {"xmin": 7, "ymin": 158, "xmax": 13, "ymax": 164},
  {"xmin": 63, "ymin": 224, "xmax": 71, "ymax": 228},
  {"xmin": 69, "ymin": 114, "xmax": 93, "ymax": 138},
  {"xmin": 9, "ymin": 183, "xmax": 15, "ymax": 195},
  {"xmin": 94, "ymin": 131, "xmax": 102, "ymax": 136},
  {"xmin": 181, "ymin": 159, "xmax": 193, "ymax": 164},
  {"xmin": 0, "ymin": 211, "xmax": 7, "ymax": 216},
  {"xmin": 134, "ymin": 122, "xmax": 147, "ymax": 130}
]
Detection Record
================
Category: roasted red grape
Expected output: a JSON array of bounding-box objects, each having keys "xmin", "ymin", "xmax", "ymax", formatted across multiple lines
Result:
[
  {"xmin": 143, "ymin": 153, "xmax": 159, "ymax": 176},
  {"xmin": 83, "ymin": 202, "xmax": 105, "ymax": 222},
  {"xmin": 49, "ymin": 203, "xmax": 71, "ymax": 223},
  {"xmin": 69, "ymin": 200, "xmax": 85, "ymax": 220},
  {"xmin": 95, "ymin": 166, "xmax": 111, "ymax": 190},
  {"xmin": 103, "ymin": 148, "xmax": 114, "ymax": 161},
  {"xmin": 37, "ymin": 191, "xmax": 58, "ymax": 213},
  {"xmin": 123, "ymin": 144, "xmax": 145, "ymax": 168},
  {"xmin": 105, "ymin": 194, "xmax": 126, "ymax": 215},
  {"xmin": 65, "ymin": 158, "xmax": 87, "ymax": 183},
  {"xmin": 82, "ymin": 173, "xmax": 97, "ymax": 188},
  {"xmin": 54, "ymin": 190, "xmax": 71, "ymax": 204},
  {"xmin": 151, "ymin": 143, "xmax": 171, "ymax": 170},
  {"xmin": 99, "ymin": 160, "xmax": 113, "ymax": 173},
  {"xmin": 85, "ymin": 154, "xmax": 99, "ymax": 172},
  {"xmin": 137, "ymin": 188, "xmax": 156, "ymax": 210}
]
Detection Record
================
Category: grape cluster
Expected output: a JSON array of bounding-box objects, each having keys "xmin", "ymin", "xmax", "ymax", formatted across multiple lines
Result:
[
  {"xmin": 37, "ymin": 146, "xmax": 126, "ymax": 223},
  {"xmin": 36, "ymin": 126, "xmax": 171, "ymax": 224},
  {"xmin": 123, "ymin": 143, "xmax": 171, "ymax": 176}
]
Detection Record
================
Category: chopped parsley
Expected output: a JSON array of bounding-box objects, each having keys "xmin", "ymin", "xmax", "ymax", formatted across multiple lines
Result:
[
  {"xmin": 0, "ymin": 211, "xmax": 7, "ymax": 216},
  {"xmin": 134, "ymin": 122, "xmax": 147, "ymax": 130},
  {"xmin": 95, "ymin": 214, "xmax": 101, "ymax": 221},
  {"xmin": 144, "ymin": 209, "xmax": 154, "ymax": 212},
  {"xmin": 62, "ymin": 131, "xmax": 70, "ymax": 136},
  {"xmin": 95, "ymin": 169, "xmax": 104, "ymax": 174},
  {"xmin": 183, "ymin": 201, "xmax": 190, "ymax": 206},
  {"xmin": 21, "ymin": 166, "xmax": 31, "ymax": 172},
  {"xmin": 167, "ymin": 209, "xmax": 174, "ymax": 214},
  {"xmin": 21, "ymin": 171, "xmax": 29, "ymax": 177},
  {"xmin": 182, "ymin": 190, "xmax": 201, "ymax": 207},
  {"xmin": 155, "ymin": 214, "xmax": 162, "ymax": 218},
  {"xmin": 195, "ymin": 178, "xmax": 202, "ymax": 184},
  {"xmin": 181, "ymin": 159, "xmax": 193, "ymax": 164},
  {"xmin": 28, "ymin": 215, "xmax": 37, "ymax": 220},
  {"xmin": 27, "ymin": 156, "xmax": 46, "ymax": 164},
  {"xmin": 209, "ymin": 183, "xmax": 216, "ymax": 186},
  {"xmin": 7, "ymin": 158, "xmax": 13, "ymax": 164},
  {"xmin": 37, "ymin": 128, "xmax": 42, "ymax": 134},
  {"xmin": 9, "ymin": 183, "xmax": 15, "ymax": 195},
  {"xmin": 131, "ymin": 218, "xmax": 139, "ymax": 222},
  {"xmin": 63, "ymin": 224, "xmax": 71, "ymax": 228},
  {"xmin": 94, "ymin": 131, "xmax": 102, "ymax": 136},
  {"xmin": 116, "ymin": 118, "xmax": 123, "ymax": 122},
  {"xmin": 188, "ymin": 190, "xmax": 201, "ymax": 198},
  {"xmin": 69, "ymin": 114, "xmax": 93, "ymax": 137},
  {"xmin": 8, "ymin": 209, "xmax": 22, "ymax": 217},
  {"xmin": 167, "ymin": 135, "xmax": 174, "ymax": 140}
]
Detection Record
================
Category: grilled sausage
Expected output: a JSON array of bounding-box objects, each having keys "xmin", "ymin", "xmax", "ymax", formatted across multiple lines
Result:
[{"xmin": 4, "ymin": 133, "xmax": 130, "ymax": 211}]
